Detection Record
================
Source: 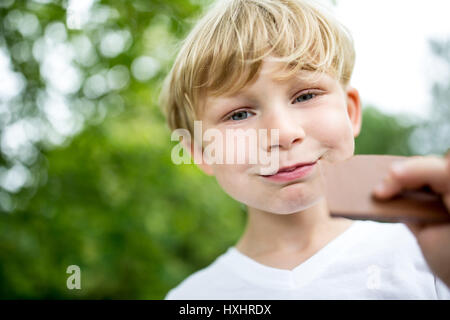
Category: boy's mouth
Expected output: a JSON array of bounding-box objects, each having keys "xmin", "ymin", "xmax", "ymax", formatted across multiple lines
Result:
[
  {"xmin": 278, "ymin": 161, "xmax": 318, "ymax": 173},
  {"xmin": 261, "ymin": 160, "xmax": 318, "ymax": 182}
]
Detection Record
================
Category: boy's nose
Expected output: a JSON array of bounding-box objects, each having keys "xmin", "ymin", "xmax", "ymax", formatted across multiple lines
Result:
[{"xmin": 262, "ymin": 108, "xmax": 306, "ymax": 152}]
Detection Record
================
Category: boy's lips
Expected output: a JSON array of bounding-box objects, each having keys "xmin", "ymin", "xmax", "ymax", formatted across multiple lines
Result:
[
  {"xmin": 262, "ymin": 161, "xmax": 317, "ymax": 182},
  {"xmin": 276, "ymin": 161, "xmax": 317, "ymax": 173},
  {"xmin": 261, "ymin": 160, "xmax": 318, "ymax": 175}
]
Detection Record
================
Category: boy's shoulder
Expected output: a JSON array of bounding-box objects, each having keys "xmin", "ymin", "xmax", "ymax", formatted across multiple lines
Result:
[
  {"xmin": 348, "ymin": 219, "xmax": 416, "ymax": 246},
  {"xmin": 336, "ymin": 220, "xmax": 423, "ymax": 262},
  {"xmin": 164, "ymin": 248, "xmax": 240, "ymax": 300}
]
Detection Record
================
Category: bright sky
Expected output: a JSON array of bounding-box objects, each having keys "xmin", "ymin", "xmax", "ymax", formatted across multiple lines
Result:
[{"xmin": 323, "ymin": 0, "xmax": 450, "ymax": 119}]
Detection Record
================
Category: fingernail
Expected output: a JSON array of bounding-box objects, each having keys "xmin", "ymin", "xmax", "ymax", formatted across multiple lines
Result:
[
  {"xmin": 374, "ymin": 182, "xmax": 386, "ymax": 194},
  {"xmin": 391, "ymin": 161, "xmax": 405, "ymax": 174}
]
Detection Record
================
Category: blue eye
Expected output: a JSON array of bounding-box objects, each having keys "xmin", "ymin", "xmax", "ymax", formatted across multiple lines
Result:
[
  {"xmin": 230, "ymin": 110, "xmax": 253, "ymax": 121},
  {"xmin": 295, "ymin": 92, "xmax": 316, "ymax": 103}
]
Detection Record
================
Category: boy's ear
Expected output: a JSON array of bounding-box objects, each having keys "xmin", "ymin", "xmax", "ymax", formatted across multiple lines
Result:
[
  {"xmin": 345, "ymin": 86, "xmax": 362, "ymax": 138},
  {"xmin": 182, "ymin": 138, "xmax": 214, "ymax": 176}
]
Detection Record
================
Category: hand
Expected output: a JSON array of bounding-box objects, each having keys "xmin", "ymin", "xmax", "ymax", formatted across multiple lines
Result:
[{"xmin": 372, "ymin": 153, "xmax": 450, "ymax": 287}]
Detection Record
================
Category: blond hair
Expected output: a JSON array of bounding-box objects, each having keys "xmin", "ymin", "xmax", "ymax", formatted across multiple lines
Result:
[{"xmin": 159, "ymin": 0, "xmax": 356, "ymax": 134}]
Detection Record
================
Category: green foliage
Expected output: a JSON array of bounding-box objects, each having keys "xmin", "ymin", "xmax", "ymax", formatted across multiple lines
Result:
[
  {"xmin": 355, "ymin": 106, "xmax": 417, "ymax": 156},
  {"xmin": 1, "ymin": 110, "xmax": 245, "ymax": 298}
]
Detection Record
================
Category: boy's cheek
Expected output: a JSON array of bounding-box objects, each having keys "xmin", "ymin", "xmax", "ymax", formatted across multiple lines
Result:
[
  {"xmin": 312, "ymin": 110, "xmax": 355, "ymax": 162},
  {"xmin": 211, "ymin": 165, "xmax": 251, "ymax": 197},
  {"xmin": 202, "ymin": 131, "xmax": 268, "ymax": 166}
]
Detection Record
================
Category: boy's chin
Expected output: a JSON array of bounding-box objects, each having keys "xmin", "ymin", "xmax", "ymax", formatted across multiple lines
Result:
[{"xmin": 247, "ymin": 194, "xmax": 326, "ymax": 215}]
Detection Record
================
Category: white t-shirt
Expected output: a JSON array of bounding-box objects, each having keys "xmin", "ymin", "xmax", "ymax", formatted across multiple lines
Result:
[{"xmin": 165, "ymin": 220, "xmax": 450, "ymax": 299}]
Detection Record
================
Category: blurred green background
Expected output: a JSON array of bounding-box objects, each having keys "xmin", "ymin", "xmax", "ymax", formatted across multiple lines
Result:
[{"xmin": 0, "ymin": 0, "xmax": 448, "ymax": 299}]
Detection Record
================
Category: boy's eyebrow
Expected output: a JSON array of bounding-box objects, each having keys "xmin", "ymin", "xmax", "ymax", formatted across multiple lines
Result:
[
  {"xmin": 214, "ymin": 74, "xmax": 321, "ymax": 101},
  {"xmin": 204, "ymin": 78, "xmax": 313, "ymax": 116},
  {"xmin": 203, "ymin": 94, "xmax": 252, "ymax": 118}
]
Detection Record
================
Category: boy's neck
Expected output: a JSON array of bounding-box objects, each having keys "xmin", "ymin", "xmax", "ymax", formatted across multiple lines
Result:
[{"xmin": 234, "ymin": 198, "xmax": 354, "ymax": 267}]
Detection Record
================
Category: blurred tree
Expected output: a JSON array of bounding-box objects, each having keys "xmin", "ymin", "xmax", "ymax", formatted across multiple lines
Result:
[
  {"xmin": 0, "ymin": 0, "xmax": 245, "ymax": 299},
  {"xmin": 0, "ymin": 0, "xmax": 206, "ymax": 211},
  {"xmin": 355, "ymin": 106, "xmax": 417, "ymax": 156},
  {"xmin": 408, "ymin": 39, "xmax": 450, "ymax": 156}
]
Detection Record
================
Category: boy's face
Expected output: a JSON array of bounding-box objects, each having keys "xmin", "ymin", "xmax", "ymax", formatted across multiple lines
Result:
[{"xmin": 194, "ymin": 58, "xmax": 362, "ymax": 214}]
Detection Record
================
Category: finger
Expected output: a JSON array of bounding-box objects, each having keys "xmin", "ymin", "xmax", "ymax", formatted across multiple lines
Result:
[
  {"xmin": 373, "ymin": 156, "xmax": 449, "ymax": 199},
  {"xmin": 390, "ymin": 156, "xmax": 449, "ymax": 193},
  {"xmin": 372, "ymin": 172, "xmax": 403, "ymax": 199}
]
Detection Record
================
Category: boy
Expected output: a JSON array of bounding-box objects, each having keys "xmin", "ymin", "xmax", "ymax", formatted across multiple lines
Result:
[{"xmin": 159, "ymin": 0, "xmax": 450, "ymax": 299}]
